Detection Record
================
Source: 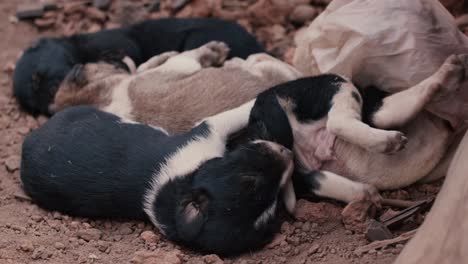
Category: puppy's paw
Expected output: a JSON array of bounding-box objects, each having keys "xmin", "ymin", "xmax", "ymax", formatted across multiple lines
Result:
[
  {"xmin": 368, "ymin": 131, "xmax": 407, "ymax": 154},
  {"xmin": 198, "ymin": 41, "xmax": 230, "ymax": 67},
  {"xmin": 361, "ymin": 184, "xmax": 382, "ymax": 209},
  {"xmin": 433, "ymin": 54, "xmax": 468, "ymax": 95}
]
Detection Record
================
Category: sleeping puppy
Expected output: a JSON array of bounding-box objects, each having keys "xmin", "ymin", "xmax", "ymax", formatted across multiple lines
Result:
[
  {"xmin": 13, "ymin": 18, "xmax": 264, "ymax": 116},
  {"xmin": 49, "ymin": 41, "xmax": 301, "ymax": 134},
  {"xmin": 247, "ymin": 54, "xmax": 468, "ymax": 205},
  {"xmin": 20, "ymin": 103, "xmax": 296, "ymax": 256}
]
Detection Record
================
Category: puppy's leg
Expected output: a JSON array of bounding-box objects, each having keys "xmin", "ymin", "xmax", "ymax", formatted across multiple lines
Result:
[
  {"xmin": 154, "ymin": 41, "xmax": 230, "ymax": 76},
  {"xmin": 327, "ymin": 82, "xmax": 407, "ymax": 154},
  {"xmin": 201, "ymin": 99, "xmax": 256, "ymax": 139},
  {"xmin": 372, "ymin": 54, "xmax": 468, "ymax": 129},
  {"xmin": 136, "ymin": 51, "xmax": 179, "ymax": 73},
  {"xmin": 245, "ymin": 53, "xmax": 303, "ymax": 81},
  {"xmin": 295, "ymin": 170, "xmax": 382, "ymax": 205}
]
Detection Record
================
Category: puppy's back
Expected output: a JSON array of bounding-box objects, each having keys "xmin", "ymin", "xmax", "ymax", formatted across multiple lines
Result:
[
  {"xmin": 130, "ymin": 67, "xmax": 288, "ymax": 134},
  {"xmin": 20, "ymin": 106, "xmax": 168, "ymax": 219}
]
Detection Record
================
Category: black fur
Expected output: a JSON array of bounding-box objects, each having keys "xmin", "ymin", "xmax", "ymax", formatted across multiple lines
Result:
[
  {"xmin": 14, "ymin": 18, "xmax": 264, "ymax": 115},
  {"xmin": 21, "ymin": 106, "xmax": 287, "ymax": 256},
  {"xmin": 246, "ymin": 75, "xmax": 386, "ymax": 197}
]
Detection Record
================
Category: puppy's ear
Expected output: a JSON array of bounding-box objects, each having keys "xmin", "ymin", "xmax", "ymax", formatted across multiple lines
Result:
[{"xmin": 175, "ymin": 189, "xmax": 210, "ymax": 241}]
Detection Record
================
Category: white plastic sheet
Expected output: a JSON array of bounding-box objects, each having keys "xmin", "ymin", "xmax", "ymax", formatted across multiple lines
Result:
[{"xmin": 293, "ymin": 0, "xmax": 468, "ymax": 131}]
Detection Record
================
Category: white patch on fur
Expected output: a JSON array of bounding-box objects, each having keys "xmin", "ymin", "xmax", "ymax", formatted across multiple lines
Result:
[
  {"xmin": 122, "ymin": 56, "xmax": 136, "ymax": 74},
  {"xmin": 254, "ymin": 199, "xmax": 277, "ymax": 230},
  {"xmin": 201, "ymin": 100, "xmax": 256, "ymax": 138},
  {"xmin": 245, "ymin": 53, "xmax": 302, "ymax": 80},
  {"xmin": 116, "ymin": 118, "xmax": 168, "ymax": 135},
  {"xmin": 155, "ymin": 56, "xmax": 202, "ymax": 75},
  {"xmin": 143, "ymin": 131, "xmax": 225, "ymax": 233},
  {"xmin": 103, "ymin": 79, "xmax": 134, "ymax": 120},
  {"xmin": 143, "ymin": 100, "xmax": 256, "ymax": 233},
  {"xmin": 314, "ymin": 171, "xmax": 369, "ymax": 203},
  {"xmin": 327, "ymin": 82, "xmax": 406, "ymax": 153}
]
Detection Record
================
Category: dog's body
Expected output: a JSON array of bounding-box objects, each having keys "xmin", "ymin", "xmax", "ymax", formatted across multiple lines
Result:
[
  {"xmin": 21, "ymin": 103, "xmax": 296, "ymax": 256},
  {"xmin": 51, "ymin": 42, "xmax": 301, "ymax": 134},
  {"xmin": 14, "ymin": 18, "xmax": 264, "ymax": 115},
  {"xmin": 247, "ymin": 54, "xmax": 468, "ymax": 205}
]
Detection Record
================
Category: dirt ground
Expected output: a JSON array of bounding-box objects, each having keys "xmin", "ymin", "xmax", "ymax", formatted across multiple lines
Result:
[{"xmin": 0, "ymin": 1, "xmax": 461, "ymax": 263}]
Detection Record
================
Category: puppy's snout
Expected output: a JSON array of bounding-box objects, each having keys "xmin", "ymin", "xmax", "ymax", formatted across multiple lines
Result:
[{"xmin": 279, "ymin": 146, "xmax": 292, "ymax": 157}]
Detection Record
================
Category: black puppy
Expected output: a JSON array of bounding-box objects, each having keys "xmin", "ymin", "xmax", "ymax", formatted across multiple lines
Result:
[
  {"xmin": 14, "ymin": 18, "xmax": 264, "ymax": 115},
  {"xmin": 20, "ymin": 103, "xmax": 295, "ymax": 255}
]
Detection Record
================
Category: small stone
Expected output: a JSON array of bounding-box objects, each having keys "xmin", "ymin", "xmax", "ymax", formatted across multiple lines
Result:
[
  {"xmin": 31, "ymin": 246, "xmax": 47, "ymax": 260},
  {"xmin": 365, "ymin": 219, "xmax": 393, "ymax": 242},
  {"xmin": 86, "ymin": 7, "xmax": 107, "ymax": 22},
  {"xmin": 93, "ymin": 0, "xmax": 112, "ymax": 10},
  {"xmin": 140, "ymin": 231, "xmax": 159, "ymax": 244},
  {"xmin": 76, "ymin": 228, "xmax": 103, "ymax": 242},
  {"xmin": 308, "ymin": 243, "xmax": 320, "ymax": 255},
  {"xmin": 131, "ymin": 249, "xmax": 181, "ymax": 264},
  {"xmin": 5, "ymin": 155, "xmax": 20, "ymax": 172},
  {"xmin": 266, "ymin": 234, "xmax": 285, "ymax": 249},
  {"xmin": 16, "ymin": 3, "xmax": 44, "ymax": 19},
  {"xmin": 118, "ymin": 225, "xmax": 133, "ymax": 235},
  {"xmin": 89, "ymin": 253, "xmax": 99, "ymax": 260},
  {"xmin": 289, "ymin": 5, "xmax": 318, "ymax": 24},
  {"xmin": 97, "ymin": 241, "xmax": 109, "ymax": 252},
  {"xmin": 330, "ymin": 248, "xmax": 336, "ymax": 254},
  {"xmin": 172, "ymin": 0, "xmax": 192, "ymax": 12},
  {"xmin": 3, "ymin": 62, "xmax": 15, "ymax": 74},
  {"xmin": 301, "ymin": 222, "xmax": 311, "ymax": 232},
  {"xmin": 63, "ymin": 2, "xmax": 86, "ymax": 15},
  {"xmin": 202, "ymin": 254, "xmax": 223, "ymax": 264},
  {"xmin": 34, "ymin": 18, "xmax": 55, "ymax": 28},
  {"xmin": 20, "ymin": 241, "xmax": 35, "ymax": 252},
  {"xmin": 54, "ymin": 242, "xmax": 65, "ymax": 250}
]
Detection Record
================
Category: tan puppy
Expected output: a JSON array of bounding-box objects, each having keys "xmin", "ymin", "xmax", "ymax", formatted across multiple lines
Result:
[{"xmin": 50, "ymin": 41, "xmax": 301, "ymax": 134}]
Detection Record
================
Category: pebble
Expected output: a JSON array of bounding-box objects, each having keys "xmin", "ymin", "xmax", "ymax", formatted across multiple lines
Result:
[
  {"xmin": 5, "ymin": 155, "xmax": 20, "ymax": 172},
  {"xmin": 301, "ymin": 222, "xmax": 311, "ymax": 232},
  {"xmin": 20, "ymin": 241, "xmax": 35, "ymax": 252},
  {"xmin": 140, "ymin": 230, "xmax": 159, "ymax": 244},
  {"xmin": 54, "ymin": 242, "xmax": 65, "ymax": 250},
  {"xmin": 202, "ymin": 254, "xmax": 223, "ymax": 264},
  {"xmin": 308, "ymin": 243, "xmax": 320, "ymax": 255},
  {"xmin": 76, "ymin": 228, "xmax": 103, "ymax": 242}
]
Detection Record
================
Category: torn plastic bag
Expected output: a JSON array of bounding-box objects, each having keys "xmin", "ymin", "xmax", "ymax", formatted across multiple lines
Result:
[{"xmin": 293, "ymin": 0, "xmax": 468, "ymax": 131}]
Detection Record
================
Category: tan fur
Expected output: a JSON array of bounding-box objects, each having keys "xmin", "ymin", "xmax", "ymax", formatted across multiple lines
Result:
[
  {"xmin": 53, "ymin": 42, "xmax": 300, "ymax": 134},
  {"xmin": 51, "ymin": 63, "xmax": 129, "ymax": 113}
]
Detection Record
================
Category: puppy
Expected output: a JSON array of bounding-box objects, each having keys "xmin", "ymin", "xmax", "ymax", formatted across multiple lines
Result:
[
  {"xmin": 50, "ymin": 41, "xmax": 301, "ymax": 134},
  {"xmin": 20, "ymin": 102, "xmax": 295, "ymax": 256},
  {"xmin": 247, "ymin": 54, "xmax": 468, "ymax": 204},
  {"xmin": 13, "ymin": 18, "xmax": 264, "ymax": 116}
]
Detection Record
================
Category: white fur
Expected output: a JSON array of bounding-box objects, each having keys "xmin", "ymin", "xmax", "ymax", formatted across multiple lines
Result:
[
  {"xmin": 103, "ymin": 79, "xmax": 134, "ymax": 120},
  {"xmin": 254, "ymin": 199, "xmax": 277, "ymax": 230},
  {"xmin": 143, "ymin": 100, "xmax": 256, "ymax": 233},
  {"xmin": 155, "ymin": 55, "xmax": 202, "ymax": 75},
  {"xmin": 314, "ymin": 171, "xmax": 369, "ymax": 203}
]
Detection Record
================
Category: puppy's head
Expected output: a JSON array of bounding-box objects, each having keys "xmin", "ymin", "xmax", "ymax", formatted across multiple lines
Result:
[
  {"xmin": 13, "ymin": 38, "xmax": 76, "ymax": 115},
  {"xmin": 49, "ymin": 61, "xmax": 129, "ymax": 114},
  {"xmin": 154, "ymin": 140, "xmax": 294, "ymax": 256}
]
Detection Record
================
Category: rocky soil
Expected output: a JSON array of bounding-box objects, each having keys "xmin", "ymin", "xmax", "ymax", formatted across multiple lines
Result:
[{"xmin": 0, "ymin": 0, "xmax": 464, "ymax": 263}]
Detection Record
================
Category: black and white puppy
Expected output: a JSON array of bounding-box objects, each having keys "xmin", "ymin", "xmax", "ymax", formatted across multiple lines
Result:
[
  {"xmin": 14, "ymin": 18, "xmax": 264, "ymax": 116},
  {"xmin": 247, "ymin": 54, "xmax": 467, "ymax": 203},
  {"xmin": 20, "ymin": 103, "xmax": 295, "ymax": 256}
]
